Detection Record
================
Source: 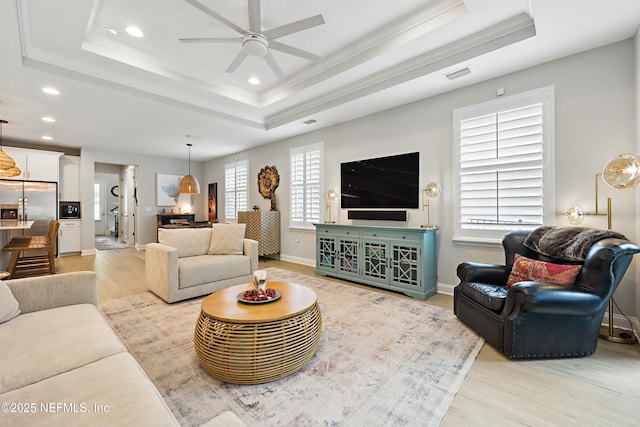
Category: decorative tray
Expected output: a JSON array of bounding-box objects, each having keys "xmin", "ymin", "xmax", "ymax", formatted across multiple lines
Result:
[{"xmin": 237, "ymin": 289, "xmax": 282, "ymax": 304}]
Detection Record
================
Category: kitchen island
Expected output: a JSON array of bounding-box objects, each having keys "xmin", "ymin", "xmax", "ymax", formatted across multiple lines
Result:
[{"xmin": 0, "ymin": 220, "xmax": 34, "ymax": 271}]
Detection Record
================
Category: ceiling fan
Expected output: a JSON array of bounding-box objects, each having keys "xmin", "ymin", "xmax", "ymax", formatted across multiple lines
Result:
[{"xmin": 180, "ymin": 0, "xmax": 325, "ymax": 78}]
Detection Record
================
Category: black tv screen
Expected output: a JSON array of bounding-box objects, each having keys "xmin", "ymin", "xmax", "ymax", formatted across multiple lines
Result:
[{"xmin": 341, "ymin": 152, "xmax": 419, "ymax": 209}]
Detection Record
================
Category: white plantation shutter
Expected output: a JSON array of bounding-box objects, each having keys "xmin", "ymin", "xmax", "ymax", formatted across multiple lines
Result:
[
  {"xmin": 290, "ymin": 142, "xmax": 323, "ymax": 228},
  {"xmin": 305, "ymin": 150, "xmax": 321, "ymax": 223},
  {"xmin": 454, "ymin": 87, "xmax": 555, "ymax": 243},
  {"xmin": 290, "ymin": 152, "xmax": 305, "ymax": 223},
  {"xmin": 225, "ymin": 161, "xmax": 248, "ymax": 220}
]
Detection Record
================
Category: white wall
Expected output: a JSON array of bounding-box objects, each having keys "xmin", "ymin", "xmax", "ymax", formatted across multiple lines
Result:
[{"xmin": 206, "ymin": 39, "xmax": 639, "ymax": 316}]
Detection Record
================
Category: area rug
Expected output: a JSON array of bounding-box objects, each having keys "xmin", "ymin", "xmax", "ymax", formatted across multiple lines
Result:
[
  {"xmin": 100, "ymin": 268, "xmax": 483, "ymax": 427},
  {"xmin": 95, "ymin": 236, "xmax": 130, "ymax": 250}
]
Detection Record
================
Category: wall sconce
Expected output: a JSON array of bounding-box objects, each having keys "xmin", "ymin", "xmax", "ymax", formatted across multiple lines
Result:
[
  {"xmin": 565, "ymin": 153, "xmax": 640, "ymax": 344},
  {"xmin": 421, "ymin": 182, "xmax": 441, "ymax": 228},
  {"xmin": 325, "ymin": 189, "xmax": 338, "ymax": 223}
]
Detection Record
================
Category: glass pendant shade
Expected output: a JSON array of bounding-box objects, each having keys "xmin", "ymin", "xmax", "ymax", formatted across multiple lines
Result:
[
  {"xmin": 425, "ymin": 182, "xmax": 441, "ymax": 198},
  {"xmin": 565, "ymin": 204, "xmax": 585, "ymax": 225},
  {"xmin": 179, "ymin": 143, "xmax": 200, "ymax": 194},
  {"xmin": 602, "ymin": 153, "xmax": 640, "ymax": 189}
]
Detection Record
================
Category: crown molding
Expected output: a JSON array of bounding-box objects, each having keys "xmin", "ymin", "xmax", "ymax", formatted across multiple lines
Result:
[
  {"xmin": 264, "ymin": 13, "xmax": 536, "ymax": 129},
  {"xmin": 259, "ymin": 0, "xmax": 467, "ymax": 107}
]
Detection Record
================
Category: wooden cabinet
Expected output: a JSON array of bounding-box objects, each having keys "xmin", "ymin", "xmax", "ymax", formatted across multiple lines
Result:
[
  {"xmin": 59, "ymin": 155, "xmax": 80, "ymax": 200},
  {"xmin": 315, "ymin": 224, "xmax": 438, "ymax": 300},
  {"xmin": 58, "ymin": 220, "xmax": 81, "ymax": 255},
  {"xmin": 155, "ymin": 213, "xmax": 195, "ymax": 226},
  {"xmin": 238, "ymin": 211, "xmax": 280, "ymax": 257},
  {"xmin": 3, "ymin": 147, "xmax": 61, "ymax": 182}
]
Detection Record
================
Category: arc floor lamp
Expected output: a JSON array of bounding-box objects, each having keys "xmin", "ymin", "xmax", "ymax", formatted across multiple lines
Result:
[{"xmin": 565, "ymin": 153, "xmax": 640, "ymax": 344}]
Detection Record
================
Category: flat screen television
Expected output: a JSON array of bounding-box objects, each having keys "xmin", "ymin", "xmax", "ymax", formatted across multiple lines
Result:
[{"xmin": 341, "ymin": 152, "xmax": 419, "ymax": 209}]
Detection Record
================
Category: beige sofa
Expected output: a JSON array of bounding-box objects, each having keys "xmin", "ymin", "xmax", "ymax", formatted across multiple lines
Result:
[
  {"xmin": 146, "ymin": 225, "xmax": 259, "ymax": 303},
  {"xmin": 0, "ymin": 272, "xmax": 180, "ymax": 426},
  {"xmin": 0, "ymin": 272, "xmax": 248, "ymax": 427}
]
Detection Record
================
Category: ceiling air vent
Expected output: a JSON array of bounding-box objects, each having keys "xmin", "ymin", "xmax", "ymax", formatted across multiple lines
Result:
[{"xmin": 446, "ymin": 67, "xmax": 471, "ymax": 80}]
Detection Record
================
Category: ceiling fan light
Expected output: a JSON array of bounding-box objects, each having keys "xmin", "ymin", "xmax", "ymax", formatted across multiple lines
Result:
[{"xmin": 242, "ymin": 34, "xmax": 268, "ymax": 57}]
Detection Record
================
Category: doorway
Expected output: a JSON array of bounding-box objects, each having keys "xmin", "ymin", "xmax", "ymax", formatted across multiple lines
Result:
[
  {"xmin": 94, "ymin": 179, "xmax": 107, "ymax": 236},
  {"xmin": 94, "ymin": 163, "xmax": 137, "ymax": 249}
]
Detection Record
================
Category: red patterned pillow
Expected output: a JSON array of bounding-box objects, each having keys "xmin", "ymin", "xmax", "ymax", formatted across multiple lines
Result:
[{"xmin": 507, "ymin": 254, "xmax": 581, "ymax": 287}]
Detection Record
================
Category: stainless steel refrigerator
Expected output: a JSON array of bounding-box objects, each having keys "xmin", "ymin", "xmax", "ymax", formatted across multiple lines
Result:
[{"xmin": 0, "ymin": 179, "xmax": 58, "ymax": 240}]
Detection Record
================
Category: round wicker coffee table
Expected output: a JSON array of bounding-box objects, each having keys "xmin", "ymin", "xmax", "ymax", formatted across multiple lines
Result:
[{"xmin": 194, "ymin": 281, "xmax": 322, "ymax": 384}]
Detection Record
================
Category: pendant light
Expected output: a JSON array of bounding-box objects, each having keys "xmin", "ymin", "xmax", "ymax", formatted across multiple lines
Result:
[
  {"xmin": 179, "ymin": 143, "xmax": 200, "ymax": 194},
  {"xmin": 0, "ymin": 120, "xmax": 21, "ymax": 178}
]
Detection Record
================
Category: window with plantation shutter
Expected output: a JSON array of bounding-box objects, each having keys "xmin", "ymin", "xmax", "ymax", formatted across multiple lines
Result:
[
  {"xmin": 453, "ymin": 87, "xmax": 555, "ymax": 243},
  {"xmin": 224, "ymin": 160, "xmax": 248, "ymax": 220},
  {"xmin": 290, "ymin": 142, "xmax": 323, "ymax": 229}
]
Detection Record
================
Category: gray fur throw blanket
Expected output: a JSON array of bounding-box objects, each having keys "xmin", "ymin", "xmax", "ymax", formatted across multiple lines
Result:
[{"xmin": 523, "ymin": 226, "xmax": 627, "ymax": 262}]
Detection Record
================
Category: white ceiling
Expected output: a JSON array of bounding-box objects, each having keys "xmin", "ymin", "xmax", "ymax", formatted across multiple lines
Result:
[{"xmin": 0, "ymin": 0, "xmax": 639, "ymax": 162}]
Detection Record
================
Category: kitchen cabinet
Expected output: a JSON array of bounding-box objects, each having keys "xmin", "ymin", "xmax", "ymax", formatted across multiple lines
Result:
[
  {"xmin": 3, "ymin": 147, "xmax": 61, "ymax": 182},
  {"xmin": 58, "ymin": 219, "xmax": 81, "ymax": 255},
  {"xmin": 315, "ymin": 223, "xmax": 438, "ymax": 300},
  {"xmin": 59, "ymin": 155, "xmax": 80, "ymax": 200}
]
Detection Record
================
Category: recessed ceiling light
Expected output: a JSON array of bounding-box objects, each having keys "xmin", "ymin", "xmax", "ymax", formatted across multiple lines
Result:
[
  {"xmin": 248, "ymin": 77, "xmax": 260, "ymax": 85},
  {"xmin": 103, "ymin": 26, "xmax": 118, "ymax": 36},
  {"xmin": 125, "ymin": 26, "xmax": 144, "ymax": 38},
  {"xmin": 41, "ymin": 135, "xmax": 53, "ymax": 141},
  {"xmin": 42, "ymin": 87, "xmax": 60, "ymax": 95},
  {"xmin": 41, "ymin": 116, "xmax": 56, "ymax": 123}
]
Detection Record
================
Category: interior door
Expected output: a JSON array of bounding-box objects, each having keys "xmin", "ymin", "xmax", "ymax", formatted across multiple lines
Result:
[
  {"xmin": 121, "ymin": 167, "xmax": 134, "ymax": 244},
  {"xmin": 94, "ymin": 179, "xmax": 107, "ymax": 236}
]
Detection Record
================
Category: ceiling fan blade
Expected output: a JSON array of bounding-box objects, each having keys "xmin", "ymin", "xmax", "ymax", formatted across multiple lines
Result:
[
  {"xmin": 263, "ymin": 52, "xmax": 284, "ymax": 79},
  {"xmin": 183, "ymin": 0, "xmax": 246, "ymax": 35},
  {"xmin": 263, "ymin": 15, "xmax": 325, "ymax": 40},
  {"xmin": 179, "ymin": 37, "xmax": 242, "ymax": 44},
  {"xmin": 248, "ymin": 0, "xmax": 261, "ymax": 33},
  {"xmin": 269, "ymin": 40, "xmax": 322, "ymax": 62},
  {"xmin": 226, "ymin": 50, "xmax": 249, "ymax": 73}
]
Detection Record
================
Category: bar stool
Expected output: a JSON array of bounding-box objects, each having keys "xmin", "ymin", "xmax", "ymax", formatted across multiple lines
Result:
[{"xmin": 2, "ymin": 220, "xmax": 59, "ymax": 279}]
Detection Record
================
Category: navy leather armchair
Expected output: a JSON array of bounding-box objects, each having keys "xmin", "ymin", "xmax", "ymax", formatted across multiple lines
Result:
[{"xmin": 454, "ymin": 229, "xmax": 640, "ymax": 359}]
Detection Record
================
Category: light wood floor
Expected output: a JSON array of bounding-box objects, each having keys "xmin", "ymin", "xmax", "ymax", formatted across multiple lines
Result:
[{"xmin": 56, "ymin": 247, "xmax": 640, "ymax": 426}]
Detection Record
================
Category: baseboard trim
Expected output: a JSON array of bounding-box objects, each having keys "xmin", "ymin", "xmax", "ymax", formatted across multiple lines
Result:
[
  {"xmin": 601, "ymin": 311, "xmax": 640, "ymax": 342},
  {"xmin": 279, "ymin": 254, "xmax": 315, "ymax": 267},
  {"xmin": 437, "ymin": 282, "xmax": 455, "ymax": 296}
]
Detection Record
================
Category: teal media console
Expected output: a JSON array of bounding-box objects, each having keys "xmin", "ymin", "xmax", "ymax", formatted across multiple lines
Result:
[{"xmin": 314, "ymin": 223, "xmax": 438, "ymax": 300}]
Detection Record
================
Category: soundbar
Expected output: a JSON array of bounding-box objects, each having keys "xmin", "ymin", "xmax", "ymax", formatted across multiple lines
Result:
[{"xmin": 347, "ymin": 210, "xmax": 407, "ymax": 221}]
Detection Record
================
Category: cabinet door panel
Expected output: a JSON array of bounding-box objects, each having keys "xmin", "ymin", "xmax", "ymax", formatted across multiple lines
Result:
[
  {"xmin": 390, "ymin": 243, "xmax": 420, "ymax": 288},
  {"xmin": 337, "ymin": 237, "xmax": 359, "ymax": 275},
  {"xmin": 317, "ymin": 235, "xmax": 337, "ymax": 271},
  {"xmin": 362, "ymin": 239, "xmax": 388, "ymax": 283}
]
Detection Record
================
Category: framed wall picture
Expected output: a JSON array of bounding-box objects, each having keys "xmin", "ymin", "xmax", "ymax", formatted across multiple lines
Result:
[
  {"xmin": 156, "ymin": 174, "xmax": 183, "ymax": 206},
  {"xmin": 208, "ymin": 183, "xmax": 218, "ymax": 222}
]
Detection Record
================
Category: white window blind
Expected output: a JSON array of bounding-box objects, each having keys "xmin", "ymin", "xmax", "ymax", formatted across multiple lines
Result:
[
  {"xmin": 224, "ymin": 161, "xmax": 248, "ymax": 220},
  {"xmin": 453, "ymin": 87, "xmax": 555, "ymax": 243},
  {"xmin": 290, "ymin": 142, "xmax": 323, "ymax": 228}
]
